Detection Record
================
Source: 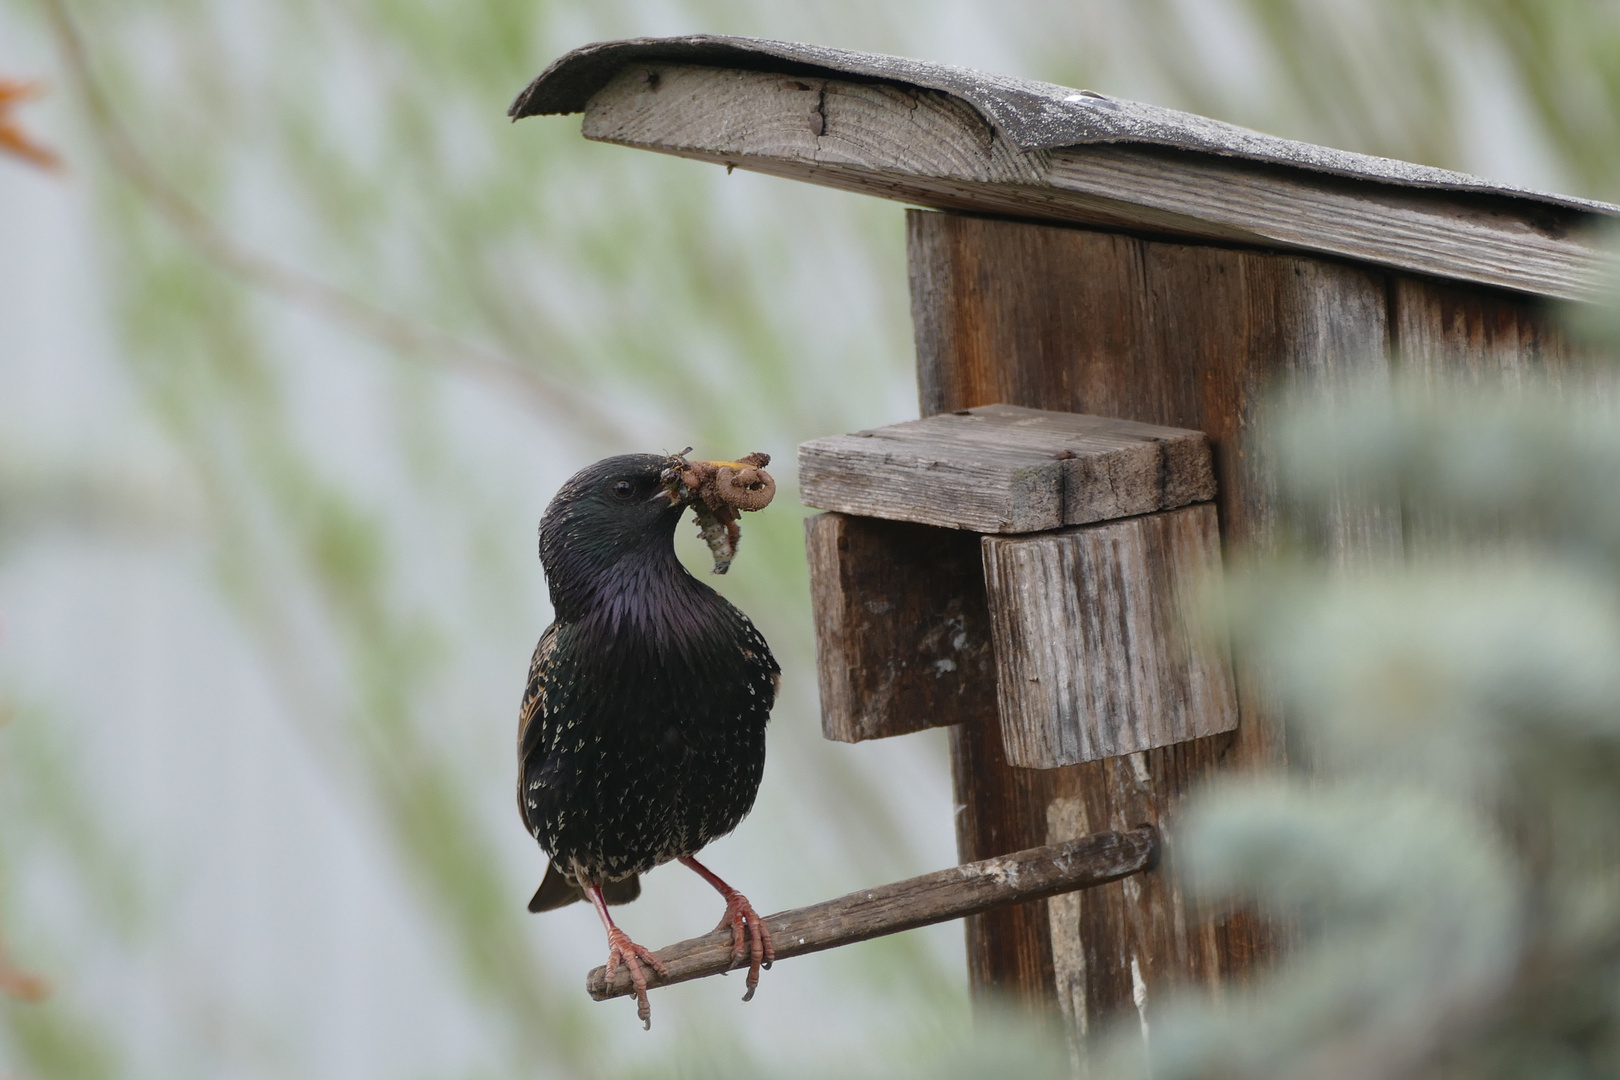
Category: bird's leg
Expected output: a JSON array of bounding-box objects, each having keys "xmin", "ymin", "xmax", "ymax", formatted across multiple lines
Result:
[
  {"xmin": 679, "ymin": 856, "xmax": 775, "ymax": 1001},
  {"xmin": 586, "ymin": 883, "xmax": 668, "ymax": 1030}
]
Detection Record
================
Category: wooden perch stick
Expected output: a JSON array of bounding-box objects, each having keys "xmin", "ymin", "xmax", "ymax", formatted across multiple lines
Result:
[{"xmin": 587, "ymin": 825, "xmax": 1157, "ymax": 1001}]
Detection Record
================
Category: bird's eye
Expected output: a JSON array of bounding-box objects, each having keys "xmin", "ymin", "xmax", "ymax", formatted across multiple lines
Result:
[{"xmin": 612, "ymin": 479, "xmax": 636, "ymax": 500}]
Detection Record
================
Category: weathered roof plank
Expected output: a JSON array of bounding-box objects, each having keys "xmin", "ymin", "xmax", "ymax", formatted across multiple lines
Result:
[{"xmin": 516, "ymin": 37, "xmax": 1619, "ymax": 301}]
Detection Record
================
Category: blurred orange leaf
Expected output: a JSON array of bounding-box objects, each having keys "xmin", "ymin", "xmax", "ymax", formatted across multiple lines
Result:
[
  {"xmin": 0, "ymin": 77, "xmax": 61, "ymax": 170},
  {"xmin": 0, "ymin": 893, "xmax": 47, "ymax": 1002},
  {"xmin": 0, "ymin": 961, "xmax": 50, "ymax": 1002}
]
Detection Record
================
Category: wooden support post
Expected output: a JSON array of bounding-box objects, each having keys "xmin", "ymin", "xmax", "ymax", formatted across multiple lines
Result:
[
  {"xmin": 909, "ymin": 210, "xmax": 1401, "ymax": 1046},
  {"xmin": 950, "ymin": 722, "xmax": 1244, "ymax": 1036},
  {"xmin": 588, "ymin": 827, "xmax": 1158, "ymax": 1001},
  {"xmin": 909, "ymin": 211, "xmax": 1584, "ymax": 1055}
]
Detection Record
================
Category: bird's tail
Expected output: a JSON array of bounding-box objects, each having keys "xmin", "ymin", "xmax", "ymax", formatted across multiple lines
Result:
[{"xmin": 528, "ymin": 864, "xmax": 641, "ymax": 913}]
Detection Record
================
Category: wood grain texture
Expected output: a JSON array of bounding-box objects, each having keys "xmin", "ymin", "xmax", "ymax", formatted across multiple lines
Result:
[
  {"xmin": 981, "ymin": 504, "xmax": 1238, "ymax": 768},
  {"xmin": 909, "ymin": 211, "xmax": 1402, "ymax": 581},
  {"xmin": 1392, "ymin": 275, "xmax": 1584, "ymax": 387},
  {"xmin": 805, "ymin": 512, "xmax": 997, "ymax": 742},
  {"xmin": 586, "ymin": 827, "xmax": 1157, "ymax": 1001},
  {"xmin": 950, "ymin": 716, "xmax": 1255, "ymax": 1046},
  {"xmin": 799, "ymin": 403, "xmax": 1215, "ymax": 534},
  {"xmin": 1039, "ymin": 740, "xmax": 1264, "ymax": 1065},
  {"xmin": 582, "ymin": 62, "xmax": 1613, "ymax": 301},
  {"xmin": 1390, "ymin": 276, "xmax": 1590, "ymax": 553},
  {"xmin": 916, "ymin": 212, "xmax": 1398, "ymax": 1042}
]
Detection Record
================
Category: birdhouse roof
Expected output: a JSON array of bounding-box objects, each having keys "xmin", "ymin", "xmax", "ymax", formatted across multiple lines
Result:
[{"xmin": 513, "ymin": 35, "xmax": 1618, "ymax": 301}]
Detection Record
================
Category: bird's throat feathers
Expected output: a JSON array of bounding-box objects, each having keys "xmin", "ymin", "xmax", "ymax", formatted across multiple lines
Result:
[
  {"xmin": 541, "ymin": 510, "xmax": 726, "ymax": 648},
  {"xmin": 587, "ymin": 540, "xmax": 716, "ymax": 635}
]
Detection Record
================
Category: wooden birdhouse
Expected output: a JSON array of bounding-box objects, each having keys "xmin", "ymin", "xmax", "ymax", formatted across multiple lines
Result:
[
  {"xmin": 800, "ymin": 404, "xmax": 1233, "ymax": 768},
  {"xmin": 513, "ymin": 34, "xmax": 1616, "ymax": 1058}
]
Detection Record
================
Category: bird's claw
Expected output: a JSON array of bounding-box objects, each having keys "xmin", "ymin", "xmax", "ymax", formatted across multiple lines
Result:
[
  {"xmin": 604, "ymin": 927, "xmax": 669, "ymax": 1030},
  {"xmin": 712, "ymin": 891, "xmax": 775, "ymax": 1002}
]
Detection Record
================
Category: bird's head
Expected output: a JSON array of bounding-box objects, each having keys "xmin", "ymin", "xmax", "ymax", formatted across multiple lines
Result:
[
  {"xmin": 538, "ymin": 452, "xmax": 774, "ymax": 615},
  {"xmin": 540, "ymin": 453, "xmax": 685, "ymax": 586}
]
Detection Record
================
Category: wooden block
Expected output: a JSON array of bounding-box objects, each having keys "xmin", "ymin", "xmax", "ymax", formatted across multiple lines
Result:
[
  {"xmin": 805, "ymin": 512, "xmax": 997, "ymax": 742},
  {"xmin": 799, "ymin": 403, "xmax": 1214, "ymax": 534},
  {"xmin": 981, "ymin": 503, "xmax": 1237, "ymax": 768}
]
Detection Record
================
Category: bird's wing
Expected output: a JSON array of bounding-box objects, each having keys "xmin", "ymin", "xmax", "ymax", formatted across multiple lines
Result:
[
  {"xmin": 517, "ymin": 623, "xmax": 559, "ymax": 836},
  {"xmin": 518, "ymin": 622, "xmax": 557, "ymax": 762}
]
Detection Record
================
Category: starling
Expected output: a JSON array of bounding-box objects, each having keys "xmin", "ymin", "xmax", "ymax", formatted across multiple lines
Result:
[{"xmin": 519, "ymin": 451, "xmax": 781, "ymax": 1028}]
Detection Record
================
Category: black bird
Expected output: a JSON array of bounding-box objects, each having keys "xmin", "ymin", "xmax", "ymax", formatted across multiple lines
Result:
[{"xmin": 519, "ymin": 452, "xmax": 780, "ymax": 1028}]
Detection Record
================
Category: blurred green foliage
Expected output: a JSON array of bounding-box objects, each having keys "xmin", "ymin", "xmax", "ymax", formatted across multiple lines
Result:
[
  {"xmin": 2, "ymin": 0, "xmax": 1620, "ymax": 1078},
  {"xmin": 1102, "ymin": 341, "xmax": 1620, "ymax": 1077}
]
